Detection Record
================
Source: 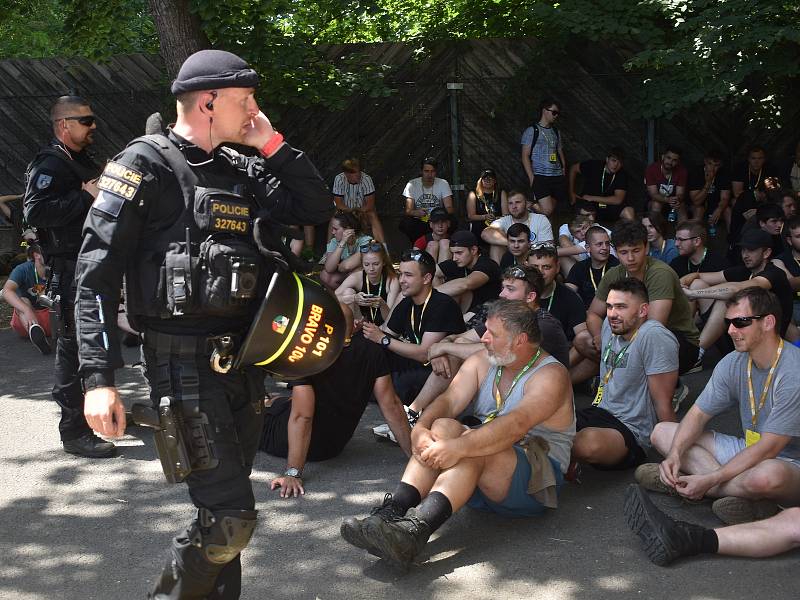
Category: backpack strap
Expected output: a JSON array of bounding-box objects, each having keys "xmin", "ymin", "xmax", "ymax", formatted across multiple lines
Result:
[{"xmin": 129, "ymin": 134, "xmax": 198, "ymax": 209}]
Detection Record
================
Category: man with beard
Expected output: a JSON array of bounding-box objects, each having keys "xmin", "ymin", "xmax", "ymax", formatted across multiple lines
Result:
[
  {"xmin": 342, "ymin": 299, "xmax": 575, "ymax": 569},
  {"xmin": 645, "ymin": 146, "xmax": 688, "ymax": 220},
  {"xmin": 482, "ymin": 190, "xmax": 553, "ymax": 264},
  {"xmin": 571, "ymin": 279, "xmax": 678, "ymax": 471},
  {"xmin": 568, "ymin": 146, "xmax": 633, "ymax": 224}
]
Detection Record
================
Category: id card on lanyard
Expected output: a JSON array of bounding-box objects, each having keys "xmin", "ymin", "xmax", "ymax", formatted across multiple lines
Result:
[{"xmin": 593, "ymin": 329, "xmax": 639, "ymax": 406}]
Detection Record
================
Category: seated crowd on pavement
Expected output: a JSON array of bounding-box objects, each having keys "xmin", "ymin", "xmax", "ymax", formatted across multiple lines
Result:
[{"xmin": 8, "ymin": 91, "xmax": 800, "ymax": 572}]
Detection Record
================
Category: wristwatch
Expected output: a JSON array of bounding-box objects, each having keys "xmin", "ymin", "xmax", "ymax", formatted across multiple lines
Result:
[
  {"xmin": 284, "ymin": 467, "xmax": 302, "ymax": 478},
  {"xmin": 380, "ymin": 335, "xmax": 391, "ymax": 347}
]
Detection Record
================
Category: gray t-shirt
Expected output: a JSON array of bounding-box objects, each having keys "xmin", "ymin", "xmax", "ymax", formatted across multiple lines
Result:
[
  {"xmin": 696, "ymin": 343, "xmax": 800, "ymax": 463},
  {"xmin": 599, "ymin": 318, "xmax": 679, "ymax": 447}
]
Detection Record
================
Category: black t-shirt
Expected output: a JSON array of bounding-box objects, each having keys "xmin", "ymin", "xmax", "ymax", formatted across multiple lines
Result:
[
  {"xmin": 723, "ymin": 263, "xmax": 793, "ymax": 334},
  {"xmin": 566, "ymin": 255, "xmax": 620, "ymax": 308},
  {"xmin": 579, "ymin": 160, "xmax": 629, "ymax": 197},
  {"xmin": 687, "ymin": 164, "xmax": 732, "ymax": 215},
  {"xmin": 500, "ymin": 251, "xmax": 527, "ymax": 270},
  {"xmin": 287, "ymin": 334, "xmax": 391, "ymax": 460},
  {"xmin": 439, "ymin": 255, "xmax": 501, "ymax": 310},
  {"xmin": 387, "ymin": 288, "xmax": 466, "ymax": 344},
  {"xmin": 731, "ymin": 162, "xmax": 779, "ymax": 190},
  {"xmin": 729, "ymin": 191, "xmax": 760, "ymax": 247},
  {"xmin": 777, "ymin": 251, "xmax": 800, "ymax": 302},
  {"xmin": 540, "ymin": 283, "xmax": 586, "ymax": 341},
  {"xmin": 669, "ymin": 249, "xmax": 728, "ymax": 278}
]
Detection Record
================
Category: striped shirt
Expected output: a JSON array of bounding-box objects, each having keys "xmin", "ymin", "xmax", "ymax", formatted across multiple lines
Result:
[{"xmin": 332, "ymin": 172, "xmax": 376, "ymax": 209}]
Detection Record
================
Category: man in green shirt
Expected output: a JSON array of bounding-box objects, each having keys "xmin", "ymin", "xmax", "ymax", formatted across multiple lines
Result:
[{"xmin": 587, "ymin": 221, "xmax": 700, "ymax": 408}]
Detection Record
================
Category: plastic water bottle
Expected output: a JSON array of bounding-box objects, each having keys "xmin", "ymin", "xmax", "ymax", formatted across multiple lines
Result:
[
  {"xmin": 708, "ymin": 223, "xmax": 717, "ymax": 237},
  {"xmin": 668, "ymin": 208, "xmax": 678, "ymax": 223}
]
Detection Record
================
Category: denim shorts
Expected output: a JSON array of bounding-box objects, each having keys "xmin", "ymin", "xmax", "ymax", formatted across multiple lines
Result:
[{"xmin": 466, "ymin": 446, "xmax": 564, "ymax": 517}]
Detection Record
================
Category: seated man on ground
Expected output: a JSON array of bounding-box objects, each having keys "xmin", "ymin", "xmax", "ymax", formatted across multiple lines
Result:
[
  {"xmin": 635, "ymin": 288, "xmax": 800, "ymax": 525},
  {"xmin": 413, "ymin": 207, "xmax": 452, "ymax": 263},
  {"xmin": 261, "ymin": 307, "xmax": 411, "ymax": 498},
  {"xmin": 645, "ymin": 146, "xmax": 688, "ymax": 221},
  {"xmin": 643, "ymin": 211, "xmax": 678, "ymax": 264},
  {"xmin": 624, "ymin": 483, "xmax": 800, "ymax": 567},
  {"xmin": 565, "ymin": 225, "xmax": 619, "ymax": 309},
  {"xmin": 0, "ymin": 243, "xmax": 51, "ymax": 354},
  {"xmin": 571, "ymin": 279, "xmax": 678, "ymax": 472},
  {"xmin": 739, "ymin": 202, "xmax": 786, "ymax": 259},
  {"xmin": 687, "ymin": 148, "xmax": 731, "ymax": 226},
  {"xmin": 400, "ymin": 157, "xmax": 454, "ymax": 244},
  {"xmin": 335, "ymin": 240, "xmax": 400, "ymax": 326},
  {"xmin": 670, "ymin": 220, "xmax": 728, "ymax": 280},
  {"xmin": 499, "ymin": 222, "xmax": 531, "ymax": 269},
  {"xmin": 482, "ymin": 190, "xmax": 553, "ymax": 264},
  {"xmin": 529, "ymin": 243, "xmax": 597, "ymax": 385},
  {"xmin": 772, "ymin": 215, "xmax": 800, "ymax": 337},
  {"xmin": 588, "ymin": 220, "xmax": 700, "ymax": 382},
  {"xmin": 557, "ymin": 213, "xmax": 594, "ymax": 277},
  {"xmin": 569, "ymin": 146, "xmax": 633, "ymax": 224},
  {"xmin": 320, "ymin": 210, "xmax": 372, "ymax": 290},
  {"xmin": 373, "ymin": 265, "xmax": 572, "ymax": 443},
  {"xmin": 341, "ymin": 299, "xmax": 575, "ymax": 568},
  {"xmin": 361, "ymin": 249, "xmax": 466, "ymax": 405},
  {"xmin": 435, "ymin": 230, "xmax": 501, "ymax": 313},
  {"xmin": 332, "ymin": 157, "xmax": 385, "ymax": 243},
  {"xmin": 682, "ymin": 228, "xmax": 793, "ymax": 367}
]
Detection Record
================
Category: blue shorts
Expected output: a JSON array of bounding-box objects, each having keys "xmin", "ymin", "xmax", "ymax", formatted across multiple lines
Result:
[{"xmin": 466, "ymin": 446, "xmax": 564, "ymax": 517}]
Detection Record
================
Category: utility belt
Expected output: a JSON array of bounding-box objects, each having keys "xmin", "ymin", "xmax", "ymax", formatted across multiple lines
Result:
[{"xmin": 132, "ymin": 329, "xmax": 256, "ymax": 484}]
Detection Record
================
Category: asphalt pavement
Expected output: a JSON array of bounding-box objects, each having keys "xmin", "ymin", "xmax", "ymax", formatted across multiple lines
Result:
[{"xmin": 0, "ymin": 328, "xmax": 796, "ymax": 600}]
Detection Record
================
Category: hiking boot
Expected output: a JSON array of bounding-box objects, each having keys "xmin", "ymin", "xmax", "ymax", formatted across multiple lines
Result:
[
  {"xmin": 624, "ymin": 484, "xmax": 707, "ymax": 566},
  {"xmin": 372, "ymin": 423, "xmax": 397, "ymax": 444},
  {"xmin": 341, "ymin": 493, "xmax": 403, "ymax": 556},
  {"xmin": 711, "ymin": 496, "xmax": 779, "ymax": 525},
  {"xmin": 63, "ymin": 433, "xmax": 116, "ymax": 458},
  {"xmin": 28, "ymin": 323, "xmax": 51, "ymax": 355},
  {"xmin": 634, "ymin": 463, "xmax": 676, "ymax": 496},
  {"xmin": 672, "ymin": 382, "xmax": 690, "ymax": 412},
  {"xmin": 359, "ymin": 507, "xmax": 432, "ymax": 568}
]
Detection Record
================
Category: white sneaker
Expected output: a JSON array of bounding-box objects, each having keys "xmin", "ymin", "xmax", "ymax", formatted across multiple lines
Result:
[{"xmin": 372, "ymin": 423, "xmax": 397, "ymax": 444}]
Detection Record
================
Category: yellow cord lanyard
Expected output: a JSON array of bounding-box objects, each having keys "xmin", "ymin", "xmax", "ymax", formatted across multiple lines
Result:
[
  {"xmin": 486, "ymin": 348, "xmax": 542, "ymax": 423},
  {"xmin": 600, "ymin": 169, "xmax": 616, "ymax": 194},
  {"xmin": 589, "ymin": 263, "xmax": 606, "ymax": 291},
  {"xmin": 366, "ymin": 275, "xmax": 383, "ymax": 322},
  {"xmin": 545, "ymin": 286, "xmax": 556, "ymax": 312},
  {"xmin": 410, "ymin": 290, "xmax": 432, "ymax": 344},
  {"xmin": 746, "ymin": 340, "xmax": 783, "ymax": 444},
  {"xmin": 593, "ymin": 329, "xmax": 640, "ymax": 406},
  {"xmin": 749, "ymin": 168, "xmax": 763, "ymax": 191},
  {"xmin": 690, "ymin": 248, "xmax": 707, "ymax": 273}
]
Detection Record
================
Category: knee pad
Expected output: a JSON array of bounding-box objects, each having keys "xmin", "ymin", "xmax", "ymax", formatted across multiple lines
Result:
[{"xmin": 189, "ymin": 507, "xmax": 258, "ymax": 565}]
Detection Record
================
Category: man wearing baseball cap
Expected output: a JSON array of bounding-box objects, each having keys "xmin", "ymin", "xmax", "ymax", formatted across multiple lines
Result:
[
  {"xmin": 435, "ymin": 230, "xmax": 501, "ymax": 313},
  {"xmin": 73, "ymin": 49, "xmax": 332, "ymax": 598},
  {"xmin": 413, "ymin": 206, "xmax": 453, "ymax": 262}
]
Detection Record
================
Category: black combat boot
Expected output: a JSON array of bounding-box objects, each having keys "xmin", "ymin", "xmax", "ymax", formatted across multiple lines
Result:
[
  {"xmin": 341, "ymin": 493, "xmax": 404, "ymax": 556},
  {"xmin": 358, "ymin": 507, "xmax": 432, "ymax": 568}
]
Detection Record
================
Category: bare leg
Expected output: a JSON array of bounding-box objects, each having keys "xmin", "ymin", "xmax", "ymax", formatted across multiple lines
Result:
[
  {"xmin": 570, "ymin": 357, "xmax": 599, "ymax": 384},
  {"xmin": 366, "ymin": 211, "xmax": 386, "ymax": 243},
  {"xmin": 712, "ymin": 459, "xmax": 800, "ymax": 503},
  {"xmin": 716, "ymin": 507, "xmax": 800, "ymax": 557},
  {"xmin": 559, "ymin": 255, "xmax": 577, "ymax": 278},
  {"xmin": 425, "ymin": 240, "xmax": 440, "ymax": 263},
  {"xmin": 437, "ymin": 239, "xmax": 451, "ymax": 262},
  {"xmin": 620, "ymin": 207, "xmax": 635, "ymax": 221},
  {"xmin": 572, "ymin": 427, "xmax": 628, "ymax": 466},
  {"xmin": 409, "ymin": 360, "xmax": 461, "ymax": 413},
  {"xmin": 537, "ymin": 195, "xmax": 555, "ymax": 217},
  {"xmin": 689, "ymin": 279, "xmax": 714, "ymax": 315},
  {"xmin": 489, "ymin": 243, "xmax": 504, "ymax": 264},
  {"xmin": 400, "ymin": 418, "xmax": 467, "ymax": 499},
  {"xmin": 699, "ymin": 299, "xmax": 727, "ymax": 350}
]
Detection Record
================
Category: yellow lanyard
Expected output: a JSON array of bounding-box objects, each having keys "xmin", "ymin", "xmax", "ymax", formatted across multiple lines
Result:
[
  {"xmin": 747, "ymin": 340, "xmax": 783, "ymax": 428},
  {"xmin": 601, "ymin": 329, "xmax": 640, "ymax": 386},
  {"xmin": 690, "ymin": 249, "xmax": 707, "ymax": 273},
  {"xmin": 600, "ymin": 169, "xmax": 616, "ymax": 194},
  {"xmin": 366, "ymin": 275, "xmax": 384, "ymax": 322},
  {"xmin": 545, "ymin": 287, "xmax": 556, "ymax": 312},
  {"xmin": 749, "ymin": 168, "xmax": 763, "ymax": 190},
  {"xmin": 486, "ymin": 349, "xmax": 542, "ymax": 423},
  {"xmin": 410, "ymin": 289, "xmax": 432, "ymax": 344},
  {"xmin": 589, "ymin": 263, "xmax": 606, "ymax": 291}
]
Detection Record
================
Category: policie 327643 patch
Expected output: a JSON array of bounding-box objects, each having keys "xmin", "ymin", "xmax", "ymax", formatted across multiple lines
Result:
[
  {"xmin": 92, "ymin": 161, "xmax": 144, "ymax": 217},
  {"xmin": 210, "ymin": 200, "xmax": 251, "ymax": 235}
]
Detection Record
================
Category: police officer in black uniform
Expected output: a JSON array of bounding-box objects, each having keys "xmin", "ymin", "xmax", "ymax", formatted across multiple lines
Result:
[
  {"xmin": 23, "ymin": 95, "xmax": 115, "ymax": 458},
  {"xmin": 74, "ymin": 50, "xmax": 333, "ymax": 598}
]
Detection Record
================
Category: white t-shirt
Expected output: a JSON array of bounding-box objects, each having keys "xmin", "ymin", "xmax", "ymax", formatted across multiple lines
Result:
[
  {"xmin": 403, "ymin": 177, "xmax": 453, "ymax": 213},
  {"xmin": 332, "ymin": 172, "xmax": 375, "ymax": 210},
  {"xmin": 557, "ymin": 223, "xmax": 615, "ymax": 260},
  {"xmin": 490, "ymin": 213, "xmax": 553, "ymax": 244}
]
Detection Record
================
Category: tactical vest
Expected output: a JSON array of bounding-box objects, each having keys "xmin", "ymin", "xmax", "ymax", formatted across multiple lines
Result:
[{"xmin": 125, "ymin": 135, "xmax": 270, "ymax": 325}]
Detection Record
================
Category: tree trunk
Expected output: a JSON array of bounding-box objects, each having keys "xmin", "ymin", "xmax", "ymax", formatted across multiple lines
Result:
[{"xmin": 147, "ymin": 0, "xmax": 210, "ymax": 78}]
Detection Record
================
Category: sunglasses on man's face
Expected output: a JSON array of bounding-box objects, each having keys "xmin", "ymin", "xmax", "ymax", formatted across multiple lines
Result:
[
  {"xmin": 724, "ymin": 315, "xmax": 765, "ymax": 329},
  {"xmin": 360, "ymin": 241, "xmax": 383, "ymax": 253},
  {"xmin": 59, "ymin": 115, "xmax": 96, "ymax": 127}
]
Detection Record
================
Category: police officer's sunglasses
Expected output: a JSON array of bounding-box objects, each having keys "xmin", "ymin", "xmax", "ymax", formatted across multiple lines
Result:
[
  {"xmin": 359, "ymin": 240, "xmax": 384, "ymax": 253},
  {"xmin": 56, "ymin": 115, "xmax": 97, "ymax": 127}
]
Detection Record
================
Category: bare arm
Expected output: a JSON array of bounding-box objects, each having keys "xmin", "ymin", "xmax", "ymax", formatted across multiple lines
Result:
[
  {"xmin": 374, "ymin": 375, "xmax": 412, "ymax": 456},
  {"xmin": 647, "ymin": 184, "xmax": 668, "ymax": 204},
  {"xmin": 685, "ymin": 279, "xmax": 762, "ymax": 301},
  {"xmin": 647, "ymin": 371, "xmax": 679, "ymax": 423},
  {"xmin": 405, "ymin": 197, "xmax": 425, "ymax": 218},
  {"xmin": 500, "ymin": 190, "xmax": 509, "ymax": 215},
  {"xmin": 337, "ymin": 251, "xmax": 362, "ymax": 273},
  {"xmin": 582, "ymin": 189, "xmax": 626, "ymax": 206},
  {"xmin": 361, "ymin": 192, "xmax": 376, "ymax": 213},
  {"xmin": 587, "ymin": 297, "xmax": 606, "ymax": 346},
  {"xmin": 285, "ymin": 385, "xmax": 314, "ymax": 472},
  {"xmin": 332, "ymin": 195, "xmax": 351, "ymax": 211},
  {"xmin": 0, "ymin": 279, "xmax": 35, "ymax": 317},
  {"xmin": 521, "ymin": 144, "xmax": 534, "ymax": 184},
  {"xmin": 435, "ymin": 271, "xmax": 489, "ymax": 297},
  {"xmin": 428, "ymin": 340, "xmax": 484, "ymax": 362},
  {"xmin": 481, "ymin": 224, "xmax": 507, "ymax": 247},
  {"xmin": 647, "ymin": 298, "xmax": 673, "ymax": 326},
  {"xmin": 568, "ymin": 163, "xmax": 581, "ymax": 203}
]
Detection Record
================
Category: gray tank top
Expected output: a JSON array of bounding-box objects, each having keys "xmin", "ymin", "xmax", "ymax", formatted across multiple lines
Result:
[{"xmin": 472, "ymin": 354, "xmax": 576, "ymax": 472}]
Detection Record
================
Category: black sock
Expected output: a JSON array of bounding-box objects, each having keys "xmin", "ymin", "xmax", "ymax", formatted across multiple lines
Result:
[
  {"xmin": 391, "ymin": 482, "xmax": 421, "ymax": 515},
  {"xmin": 416, "ymin": 491, "xmax": 453, "ymax": 533},
  {"xmin": 700, "ymin": 528, "xmax": 719, "ymax": 554}
]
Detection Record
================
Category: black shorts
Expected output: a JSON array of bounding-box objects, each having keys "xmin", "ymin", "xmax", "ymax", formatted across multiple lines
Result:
[
  {"xmin": 531, "ymin": 174, "xmax": 566, "ymax": 203},
  {"xmin": 259, "ymin": 395, "xmax": 292, "ymax": 457},
  {"xmin": 668, "ymin": 327, "xmax": 700, "ymax": 375},
  {"xmin": 576, "ymin": 406, "xmax": 647, "ymax": 470},
  {"xmin": 595, "ymin": 201, "xmax": 629, "ymax": 225}
]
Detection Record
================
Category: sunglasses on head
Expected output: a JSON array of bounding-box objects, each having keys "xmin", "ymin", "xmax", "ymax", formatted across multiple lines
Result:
[
  {"xmin": 401, "ymin": 248, "xmax": 434, "ymax": 266},
  {"xmin": 359, "ymin": 240, "xmax": 383, "ymax": 253},
  {"xmin": 530, "ymin": 241, "xmax": 556, "ymax": 251},
  {"xmin": 724, "ymin": 315, "xmax": 765, "ymax": 329},
  {"xmin": 59, "ymin": 115, "xmax": 96, "ymax": 127},
  {"xmin": 505, "ymin": 266, "xmax": 528, "ymax": 280}
]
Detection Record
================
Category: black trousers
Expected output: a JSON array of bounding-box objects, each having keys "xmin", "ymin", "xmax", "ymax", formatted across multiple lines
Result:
[
  {"xmin": 142, "ymin": 334, "xmax": 264, "ymax": 600},
  {"xmin": 51, "ymin": 270, "xmax": 91, "ymax": 441}
]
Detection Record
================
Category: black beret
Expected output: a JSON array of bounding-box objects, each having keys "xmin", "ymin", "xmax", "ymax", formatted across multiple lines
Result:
[{"xmin": 171, "ymin": 49, "xmax": 259, "ymax": 95}]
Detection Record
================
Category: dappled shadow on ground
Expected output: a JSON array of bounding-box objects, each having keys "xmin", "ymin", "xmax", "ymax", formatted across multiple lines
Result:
[{"xmin": 0, "ymin": 329, "xmax": 796, "ymax": 599}]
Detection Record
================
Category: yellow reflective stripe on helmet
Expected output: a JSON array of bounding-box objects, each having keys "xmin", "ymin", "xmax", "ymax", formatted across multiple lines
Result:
[{"xmin": 256, "ymin": 272, "xmax": 304, "ymax": 366}]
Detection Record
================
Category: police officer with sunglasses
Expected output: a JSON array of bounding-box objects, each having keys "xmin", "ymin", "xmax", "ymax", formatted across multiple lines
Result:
[{"xmin": 23, "ymin": 95, "xmax": 111, "ymax": 458}]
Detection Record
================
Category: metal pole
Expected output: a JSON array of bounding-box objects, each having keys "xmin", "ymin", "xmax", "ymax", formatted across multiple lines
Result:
[
  {"xmin": 447, "ymin": 82, "xmax": 464, "ymax": 216},
  {"xmin": 647, "ymin": 118, "xmax": 656, "ymax": 165}
]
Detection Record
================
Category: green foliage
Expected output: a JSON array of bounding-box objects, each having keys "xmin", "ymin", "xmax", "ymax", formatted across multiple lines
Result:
[
  {"xmin": 0, "ymin": 0, "xmax": 67, "ymax": 58},
  {"xmin": 60, "ymin": 0, "xmax": 158, "ymax": 58}
]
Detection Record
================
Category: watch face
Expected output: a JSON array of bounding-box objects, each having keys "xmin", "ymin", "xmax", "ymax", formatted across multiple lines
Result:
[
  {"xmin": 285, "ymin": 468, "xmax": 301, "ymax": 478},
  {"xmin": 381, "ymin": 336, "xmax": 390, "ymax": 346}
]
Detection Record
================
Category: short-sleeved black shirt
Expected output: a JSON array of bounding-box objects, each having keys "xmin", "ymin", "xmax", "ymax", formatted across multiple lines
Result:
[
  {"xmin": 387, "ymin": 288, "xmax": 466, "ymax": 343},
  {"xmin": 540, "ymin": 283, "xmax": 586, "ymax": 340},
  {"xmin": 439, "ymin": 254, "xmax": 501, "ymax": 310},
  {"xmin": 731, "ymin": 162, "xmax": 780, "ymax": 191},
  {"xmin": 500, "ymin": 251, "xmax": 527, "ymax": 270},
  {"xmin": 669, "ymin": 249, "xmax": 728, "ymax": 278},
  {"xmin": 579, "ymin": 160, "xmax": 629, "ymax": 223},
  {"xmin": 566, "ymin": 256, "xmax": 620, "ymax": 308},
  {"xmin": 723, "ymin": 263, "xmax": 793, "ymax": 334},
  {"xmin": 777, "ymin": 251, "xmax": 800, "ymax": 302},
  {"xmin": 687, "ymin": 164, "xmax": 732, "ymax": 215}
]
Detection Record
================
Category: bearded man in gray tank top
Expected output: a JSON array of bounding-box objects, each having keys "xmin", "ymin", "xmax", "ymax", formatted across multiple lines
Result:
[{"xmin": 340, "ymin": 298, "xmax": 575, "ymax": 569}]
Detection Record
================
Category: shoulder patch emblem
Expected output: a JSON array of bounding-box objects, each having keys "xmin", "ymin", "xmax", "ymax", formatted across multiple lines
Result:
[
  {"xmin": 36, "ymin": 174, "xmax": 53, "ymax": 190},
  {"xmin": 91, "ymin": 191, "xmax": 126, "ymax": 218},
  {"xmin": 97, "ymin": 161, "xmax": 143, "ymax": 201}
]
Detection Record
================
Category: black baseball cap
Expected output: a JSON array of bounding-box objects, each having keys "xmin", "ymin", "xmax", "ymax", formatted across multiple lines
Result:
[
  {"xmin": 429, "ymin": 207, "xmax": 450, "ymax": 222},
  {"xmin": 737, "ymin": 228, "xmax": 773, "ymax": 249},
  {"xmin": 449, "ymin": 230, "xmax": 479, "ymax": 248},
  {"xmin": 171, "ymin": 49, "xmax": 259, "ymax": 95},
  {"xmin": 481, "ymin": 169, "xmax": 497, "ymax": 179}
]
